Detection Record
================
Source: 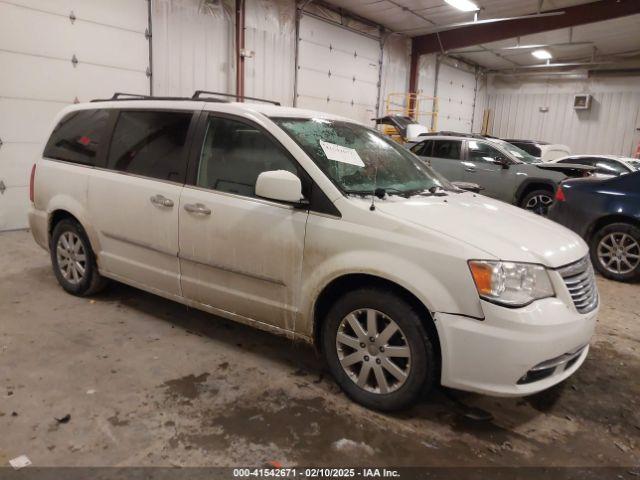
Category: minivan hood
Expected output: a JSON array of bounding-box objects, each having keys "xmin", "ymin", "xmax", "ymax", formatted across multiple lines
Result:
[{"xmin": 374, "ymin": 192, "xmax": 587, "ymax": 268}]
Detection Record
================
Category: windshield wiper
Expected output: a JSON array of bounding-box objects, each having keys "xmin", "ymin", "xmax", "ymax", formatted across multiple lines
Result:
[{"xmin": 345, "ymin": 186, "xmax": 447, "ymax": 198}]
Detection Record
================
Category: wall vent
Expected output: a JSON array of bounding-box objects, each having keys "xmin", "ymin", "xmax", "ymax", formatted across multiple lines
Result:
[{"xmin": 574, "ymin": 94, "xmax": 592, "ymax": 110}]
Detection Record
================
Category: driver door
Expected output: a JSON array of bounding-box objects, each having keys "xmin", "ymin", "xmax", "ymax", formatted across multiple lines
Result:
[{"xmin": 178, "ymin": 114, "xmax": 309, "ymax": 330}]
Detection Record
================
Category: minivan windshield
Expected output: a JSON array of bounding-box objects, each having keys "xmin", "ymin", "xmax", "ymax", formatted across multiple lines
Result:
[{"xmin": 272, "ymin": 118, "xmax": 453, "ymax": 196}]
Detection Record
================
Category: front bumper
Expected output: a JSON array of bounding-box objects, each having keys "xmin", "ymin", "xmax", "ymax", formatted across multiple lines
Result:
[{"xmin": 435, "ymin": 297, "xmax": 597, "ymax": 396}]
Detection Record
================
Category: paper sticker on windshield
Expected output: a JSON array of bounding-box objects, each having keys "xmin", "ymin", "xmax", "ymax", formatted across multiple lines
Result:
[{"xmin": 320, "ymin": 140, "xmax": 365, "ymax": 167}]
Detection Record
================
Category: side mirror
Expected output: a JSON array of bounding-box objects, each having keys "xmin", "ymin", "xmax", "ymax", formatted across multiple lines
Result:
[
  {"xmin": 255, "ymin": 170, "xmax": 305, "ymax": 204},
  {"xmin": 495, "ymin": 157, "xmax": 510, "ymax": 169}
]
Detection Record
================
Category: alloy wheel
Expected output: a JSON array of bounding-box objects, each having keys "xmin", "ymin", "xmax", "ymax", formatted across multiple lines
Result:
[
  {"xmin": 597, "ymin": 232, "xmax": 640, "ymax": 275},
  {"xmin": 336, "ymin": 308, "xmax": 411, "ymax": 394},
  {"xmin": 525, "ymin": 194, "xmax": 553, "ymax": 215},
  {"xmin": 56, "ymin": 231, "xmax": 87, "ymax": 285}
]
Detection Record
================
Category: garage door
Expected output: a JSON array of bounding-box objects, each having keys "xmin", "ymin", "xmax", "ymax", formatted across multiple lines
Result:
[
  {"xmin": 437, "ymin": 62, "xmax": 477, "ymax": 133},
  {"xmin": 0, "ymin": 0, "xmax": 150, "ymax": 231},
  {"xmin": 296, "ymin": 15, "xmax": 380, "ymax": 125}
]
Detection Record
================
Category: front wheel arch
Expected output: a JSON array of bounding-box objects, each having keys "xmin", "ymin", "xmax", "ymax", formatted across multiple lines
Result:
[{"xmin": 312, "ymin": 273, "xmax": 441, "ymax": 377}]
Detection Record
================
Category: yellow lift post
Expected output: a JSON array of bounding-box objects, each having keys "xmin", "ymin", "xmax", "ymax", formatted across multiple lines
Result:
[{"xmin": 379, "ymin": 93, "xmax": 438, "ymax": 143}]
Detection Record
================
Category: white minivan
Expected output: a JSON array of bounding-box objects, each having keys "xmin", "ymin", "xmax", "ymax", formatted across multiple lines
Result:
[{"xmin": 29, "ymin": 93, "xmax": 599, "ymax": 411}]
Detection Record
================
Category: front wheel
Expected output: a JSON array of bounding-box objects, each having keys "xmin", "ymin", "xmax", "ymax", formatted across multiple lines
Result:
[
  {"xmin": 520, "ymin": 189, "xmax": 554, "ymax": 216},
  {"xmin": 590, "ymin": 222, "xmax": 640, "ymax": 282},
  {"xmin": 321, "ymin": 288, "xmax": 436, "ymax": 411}
]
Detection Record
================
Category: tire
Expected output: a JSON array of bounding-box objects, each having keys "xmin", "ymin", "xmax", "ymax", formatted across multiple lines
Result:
[
  {"xmin": 520, "ymin": 189, "xmax": 554, "ymax": 216},
  {"xmin": 50, "ymin": 218, "xmax": 108, "ymax": 296},
  {"xmin": 590, "ymin": 222, "xmax": 640, "ymax": 282},
  {"xmin": 321, "ymin": 287, "xmax": 436, "ymax": 411}
]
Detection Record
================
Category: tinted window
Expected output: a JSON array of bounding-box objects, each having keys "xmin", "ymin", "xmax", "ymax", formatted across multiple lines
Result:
[
  {"xmin": 558, "ymin": 157, "xmax": 593, "ymax": 166},
  {"xmin": 43, "ymin": 109, "xmax": 109, "ymax": 165},
  {"xmin": 106, "ymin": 110, "xmax": 192, "ymax": 182},
  {"xmin": 595, "ymin": 159, "xmax": 627, "ymax": 176},
  {"xmin": 197, "ymin": 116, "xmax": 298, "ymax": 198},
  {"xmin": 432, "ymin": 140, "xmax": 461, "ymax": 160},
  {"xmin": 411, "ymin": 140, "xmax": 433, "ymax": 157},
  {"xmin": 468, "ymin": 140, "xmax": 507, "ymax": 164}
]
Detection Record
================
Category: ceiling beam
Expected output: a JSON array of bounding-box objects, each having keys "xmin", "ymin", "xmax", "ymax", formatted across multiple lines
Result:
[{"xmin": 412, "ymin": 0, "xmax": 640, "ymax": 57}]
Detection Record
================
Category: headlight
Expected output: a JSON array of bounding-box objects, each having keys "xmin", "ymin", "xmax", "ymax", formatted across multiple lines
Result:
[{"xmin": 468, "ymin": 260, "xmax": 554, "ymax": 307}]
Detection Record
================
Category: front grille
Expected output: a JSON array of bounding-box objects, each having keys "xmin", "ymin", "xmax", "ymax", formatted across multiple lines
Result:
[{"xmin": 558, "ymin": 257, "xmax": 598, "ymax": 314}]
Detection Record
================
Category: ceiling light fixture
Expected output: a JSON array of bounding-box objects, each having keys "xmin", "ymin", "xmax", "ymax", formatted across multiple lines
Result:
[
  {"xmin": 532, "ymin": 49, "xmax": 553, "ymax": 60},
  {"xmin": 444, "ymin": 0, "xmax": 479, "ymax": 12}
]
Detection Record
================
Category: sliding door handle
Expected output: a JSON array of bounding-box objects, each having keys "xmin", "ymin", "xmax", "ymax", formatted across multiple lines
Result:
[
  {"xmin": 150, "ymin": 194, "xmax": 174, "ymax": 208},
  {"xmin": 184, "ymin": 203, "xmax": 211, "ymax": 215}
]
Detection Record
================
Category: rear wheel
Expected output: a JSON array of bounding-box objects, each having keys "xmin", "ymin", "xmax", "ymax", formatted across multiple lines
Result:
[
  {"xmin": 590, "ymin": 222, "xmax": 640, "ymax": 282},
  {"xmin": 321, "ymin": 288, "xmax": 436, "ymax": 411},
  {"xmin": 50, "ymin": 219, "xmax": 108, "ymax": 295},
  {"xmin": 521, "ymin": 189, "xmax": 554, "ymax": 216}
]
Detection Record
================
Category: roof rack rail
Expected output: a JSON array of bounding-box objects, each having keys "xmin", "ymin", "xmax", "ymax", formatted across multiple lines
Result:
[
  {"xmin": 90, "ymin": 92, "xmax": 228, "ymax": 103},
  {"xmin": 419, "ymin": 131, "xmax": 487, "ymax": 139},
  {"xmin": 192, "ymin": 90, "xmax": 281, "ymax": 106}
]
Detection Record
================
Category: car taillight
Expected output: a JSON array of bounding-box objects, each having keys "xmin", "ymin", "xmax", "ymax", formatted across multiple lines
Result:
[
  {"xmin": 555, "ymin": 185, "xmax": 566, "ymax": 202},
  {"xmin": 29, "ymin": 164, "xmax": 36, "ymax": 202}
]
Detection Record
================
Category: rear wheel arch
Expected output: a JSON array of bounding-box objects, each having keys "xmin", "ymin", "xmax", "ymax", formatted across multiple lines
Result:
[
  {"xmin": 48, "ymin": 210, "xmax": 80, "ymax": 243},
  {"xmin": 48, "ymin": 209, "xmax": 99, "ymax": 253},
  {"xmin": 312, "ymin": 273, "xmax": 441, "ymax": 372}
]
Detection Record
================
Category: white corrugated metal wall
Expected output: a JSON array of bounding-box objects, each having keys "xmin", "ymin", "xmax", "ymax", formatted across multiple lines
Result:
[
  {"xmin": 244, "ymin": 0, "xmax": 295, "ymax": 106},
  {"xmin": 151, "ymin": 0, "xmax": 235, "ymax": 97},
  {"xmin": 379, "ymin": 34, "xmax": 411, "ymax": 117},
  {"xmin": 485, "ymin": 76, "xmax": 640, "ymax": 156}
]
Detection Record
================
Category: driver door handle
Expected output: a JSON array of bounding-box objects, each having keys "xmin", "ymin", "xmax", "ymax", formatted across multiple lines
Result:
[
  {"xmin": 150, "ymin": 194, "xmax": 174, "ymax": 208},
  {"xmin": 184, "ymin": 203, "xmax": 211, "ymax": 215}
]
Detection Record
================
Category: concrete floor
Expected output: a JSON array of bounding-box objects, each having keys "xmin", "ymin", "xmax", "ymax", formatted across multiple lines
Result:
[{"xmin": 0, "ymin": 230, "xmax": 638, "ymax": 468}]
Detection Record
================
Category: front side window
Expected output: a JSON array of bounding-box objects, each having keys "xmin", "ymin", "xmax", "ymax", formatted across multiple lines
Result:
[
  {"xmin": 272, "ymin": 117, "xmax": 452, "ymax": 196},
  {"xmin": 106, "ymin": 110, "xmax": 192, "ymax": 182},
  {"xmin": 432, "ymin": 140, "xmax": 462, "ymax": 160},
  {"xmin": 493, "ymin": 140, "xmax": 539, "ymax": 164},
  {"xmin": 197, "ymin": 116, "xmax": 298, "ymax": 198},
  {"xmin": 511, "ymin": 142, "xmax": 541, "ymax": 157},
  {"xmin": 43, "ymin": 109, "xmax": 109, "ymax": 165}
]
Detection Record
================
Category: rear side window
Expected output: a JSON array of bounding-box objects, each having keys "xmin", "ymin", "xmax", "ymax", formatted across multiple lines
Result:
[
  {"xmin": 106, "ymin": 110, "xmax": 192, "ymax": 182},
  {"xmin": 432, "ymin": 140, "xmax": 461, "ymax": 160},
  {"xmin": 43, "ymin": 109, "xmax": 109, "ymax": 165}
]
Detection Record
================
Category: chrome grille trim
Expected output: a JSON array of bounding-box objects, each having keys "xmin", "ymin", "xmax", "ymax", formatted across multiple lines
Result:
[{"xmin": 557, "ymin": 257, "xmax": 598, "ymax": 314}]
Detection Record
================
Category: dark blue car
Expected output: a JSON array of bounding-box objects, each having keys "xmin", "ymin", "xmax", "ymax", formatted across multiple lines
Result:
[{"xmin": 548, "ymin": 171, "xmax": 640, "ymax": 282}]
